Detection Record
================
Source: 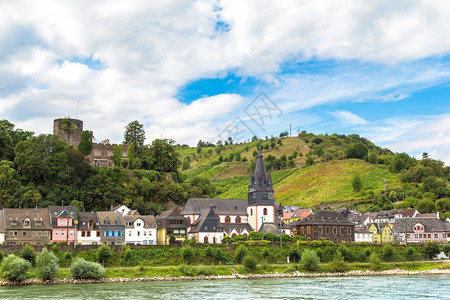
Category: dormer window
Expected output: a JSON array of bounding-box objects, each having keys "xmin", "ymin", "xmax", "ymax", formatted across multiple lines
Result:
[
  {"xmin": 136, "ymin": 222, "xmax": 141, "ymax": 227},
  {"xmin": 115, "ymin": 216, "xmax": 121, "ymax": 225},
  {"xmin": 104, "ymin": 216, "xmax": 110, "ymax": 225},
  {"xmin": 24, "ymin": 219, "xmax": 30, "ymax": 227},
  {"xmin": 11, "ymin": 220, "xmax": 17, "ymax": 226},
  {"xmin": 36, "ymin": 220, "xmax": 43, "ymax": 226}
]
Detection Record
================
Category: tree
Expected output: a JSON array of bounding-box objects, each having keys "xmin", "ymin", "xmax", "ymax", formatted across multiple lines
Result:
[
  {"xmin": 96, "ymin": 244, "xmax": 114, "ymax": 266},
  {"xmin": 346, "ymin": 143, "xmax": 368, "ymax": 159},
  {"xmin": 70, "ymin": 258, "xmax": 105, "ymax": 279},
  {"xmin": 424, "ymin": 242, "xmax": 440, "ymax": 259},
  {"xmin": 369, "ymin": 252, "xmax": 382, "ymax": 271},
  {"xmin": 352, "ymin": 174, "xmax": 362, "ymax": 192},
  {"xmin": 0, "ymin": 254, "xmax": 30, "ymax": 283},
  {"xmin": 15, "ymin": 134, "xmax": 69, "ymax": 185},
  {"xmin": 123, "ymin": 120, "xmax": 146, "ymax": 154},
  {"xmin": 301, "ymin": 249, "xmax": 320, "ymax": 271},
  {"xmin": 36, "ymin": 248, "xmax": 59, "ymax": 280},
  {"xmin": 0, "ymin": 120, "xmax": 33, "ymax": 161},
  {"xmin": 234, "ymin": 245, "xmax": 248, "ymax": 263},
  {"xmin": 20, "ymin": 244, "xmax": 36, "ymax": 266},
  {"xmin": 78, "ymin": 131, "xmax": 93, "ymax": 155},
  {"xmin": 143, "ymin": 139, "xmax": 180, "ymax": 173},
  {"xmin": 111, "ymin": 144, "xmax": 123, "ymax": 167}
]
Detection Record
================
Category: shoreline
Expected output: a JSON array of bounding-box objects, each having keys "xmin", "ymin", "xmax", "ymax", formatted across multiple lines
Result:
[{"xmin": 1, "ymin": 268, "xmax": 449, "ymax": 287}]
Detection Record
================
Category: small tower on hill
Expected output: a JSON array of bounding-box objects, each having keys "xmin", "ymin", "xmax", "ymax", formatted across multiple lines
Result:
[
  {"xmin": 247, "ymin": 148, "xmax": 276, "ymax": 231},
  {"xmin": 53, "ymin": 118, "xmax": 83, "ymax": 146}
]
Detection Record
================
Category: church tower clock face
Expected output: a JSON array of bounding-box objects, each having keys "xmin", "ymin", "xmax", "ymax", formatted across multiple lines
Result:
[{"xmin": 268, "ymin": 192, "xmax": 274, "ymax": 200}]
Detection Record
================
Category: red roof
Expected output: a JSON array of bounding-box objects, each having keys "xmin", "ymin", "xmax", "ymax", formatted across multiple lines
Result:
[
  {"xmin": 283, "ymin": 211, "xmax": 294, "ymax": 220},
  {"xmin": 292, "ymin": 208, "xmax": 312, "ymax": 220}
]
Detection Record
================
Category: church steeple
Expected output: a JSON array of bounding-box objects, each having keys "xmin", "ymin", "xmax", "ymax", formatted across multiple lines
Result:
[{"xmin": 248, "ymin": 147, "xmax": 274, "ymax": 205}]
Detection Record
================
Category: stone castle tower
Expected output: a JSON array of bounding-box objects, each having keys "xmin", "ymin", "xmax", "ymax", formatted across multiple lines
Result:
[
  {"xmin": 247, "ymin": 148, "xmax": 276, "ymax": 231},
  {"xmin": 53, "ymin": 118, "xmax": 83, "ymax": 146}
]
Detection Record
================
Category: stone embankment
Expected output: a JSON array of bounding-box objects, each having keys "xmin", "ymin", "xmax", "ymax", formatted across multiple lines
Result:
[{"xmin": 1, "ymin": 268, "xmax": 449, "ymax": 286}]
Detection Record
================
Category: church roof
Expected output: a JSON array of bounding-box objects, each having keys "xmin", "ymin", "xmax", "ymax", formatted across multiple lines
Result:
[
  {"xmin": 189, "ymin": 206, "xmax": 223, "ymax": 233},
  {"xmin": 249, "ymin": 148, "xmax": 273, "ymax": 192},
  {"xmin": 181, "ymin": 198, "xmax": 247, "ymax": 215}
]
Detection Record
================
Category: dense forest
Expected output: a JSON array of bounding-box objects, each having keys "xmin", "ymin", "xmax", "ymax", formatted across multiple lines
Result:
[{"xmin": 1, "ymin": 119, "xmax": 449, "ymax": 219}]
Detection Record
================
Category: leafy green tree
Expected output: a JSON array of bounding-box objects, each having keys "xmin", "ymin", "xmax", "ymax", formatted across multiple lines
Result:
[
  {"xmin": 352, "ymin": 174, "xmax": 362, "ymax": 192},
  {"xmin": 369, "ymin": 252, "xmax": 382, "ymax": 271},
  {"xmin": 124, "ymin": 120, "xmax": 146, "ymax": 154},
  {"xmin": 346, "ymin": 143, "xmax": 368, "ymax": 159},
  {"xmin": 242, "ymin": 255, "xmax": 257, "ymax": 271},
  {"xmin": 180, "ymin": 246, "xmax": 195, "ymax": 264},
  {"xmin": 36, "ymin": 248, "xmax": 59, "ymax": 280},
  {"xmin": 0, "ymin": 120, "xmax": 33, "ymax": 161},
  {"xmin": 416, "ymin": 198, "xmax": 436, "ymax": 213},
  {"xmin": 234, "ymin": 245, "xmax": 248, "ymax": 263},
  {"xmin": 0, "ymin": 254, "xmax": 30, "ymax": 283},
  {"xmin": 121, "ymin": 248, "xmax": 135, "ymax": 266},
  {"xmin": 328, "ymin": 251, "xmax": 348, "ymax": 272},
  {"xmin": 111, "ymin": 144, "xmax": 123, "ymax": 167},
  {"xmin": 20, "ymin": 244, "xmax": 36, "ymax": 266},
  {"xmin": 189, "ymin": 177, "xmax": 216, "ymax": 198},
  {"xmin": 424, "ymin": 242, "xmax": 440, "ymax": 259},
  {"xmin": 0, "ymin": 161, "xmax": 21, "ymax": 206},
  {"xmin": 143, "ymin": 139, "xmax": 180, "ymax": 173},
  {"xmin": 70, "ymin": 258, "xmax": 105, "ymax": 279},
  {"xmin": 67, "ymin": 148, "xmax": 90, "ymax": 187},
  {"xmin": 301, "ymin": 249, "xmax": 320, "ymax": 271},
  {"xmin": 78, "ymin": 131, "xmax": 93, "ymax": 155},
  {"xmin": 96, "ymin": 244, "xmax": 114, "ymax": 266}
]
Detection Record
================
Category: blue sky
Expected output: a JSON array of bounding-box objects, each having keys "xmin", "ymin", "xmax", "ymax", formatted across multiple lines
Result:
[{"xmin": 1, "ymin": 1, "xmax": 450, "ymax": 164}]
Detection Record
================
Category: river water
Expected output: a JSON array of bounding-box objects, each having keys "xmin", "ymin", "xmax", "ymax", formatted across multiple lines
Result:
[{"xmin": 0, "ymin": 275, "xmax": 449, "ymax": 299}]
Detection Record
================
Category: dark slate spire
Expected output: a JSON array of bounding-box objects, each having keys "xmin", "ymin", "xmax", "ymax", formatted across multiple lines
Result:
[{"xmin": 248, "ymin": 147, "xmax": 274, "ymax": 205}]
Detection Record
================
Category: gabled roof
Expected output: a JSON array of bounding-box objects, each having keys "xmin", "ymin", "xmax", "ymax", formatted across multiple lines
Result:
[
  {"xmin": 97, "ymin": 211, "xmax": 125, "ymax": 227},
  {"xmin": 222, "ymin": 223, "xmax": 253, "ymax": 236},
  {"xmin": 189, "ymin": 206, "xmax": 223, "ymax": 233},
  {"xmin": 398, "ymin": 209, "xmax": 418, "ymax": 218},
  {"xmin": 416, "ymin": 213, "xmax": 438, "ymax": 219},
  {"xmin": 392, "ymin": 218, "xmax": 449, "ymax": 233},
  {"xmin": 292, "ymin": 208, "xmax": 312, "ymax": 219},
  {"xmin": 77, "ymin": 212, "xmax": 101, "ymax": 230},
  {"xmin": 124, "ymin": 215, "xmax": 157, "ymax": 229},
  {"xmin": 259, "ymin": 222, "xmax": 281, "ymax": 235},
  {"xmin": 181, "ymin": 198, "xmax": 247, "ymax": 216},
  {"xmin": 296, "ymin": 210, "xmax": 354, "ymax": 226},
  {"xmin": 283, "ymin": 211, "xmax": 294, "ymax": 220},
  {"xmin": 48, "ymin": 206, "xmax": 76, "ymax": 227},
  {"xmin": 3, "ymin": 208, "xmax": 51, "ymax": 230}
]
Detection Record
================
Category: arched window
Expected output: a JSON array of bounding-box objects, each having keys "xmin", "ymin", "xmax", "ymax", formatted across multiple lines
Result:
[
  {"xmin": 213, "ymin": 237, "xmax": 216, "ymax": 244},
  {"xmin": 225, "ymin": 216, "xmax": 231, "ymax": 223},
  {"xmin": 231, "ymin": 233, "xmax": 237, "ymax": 238},
  {"xmin": 235, "ymin": 216, "xmax": 241, "ymax": 224},
  {"xmin": 243, "ymin": 233, "xmax": 248, "ymax": 237},
  {"xmin": 263, "ymin": 208, "xmax": 268, "ymax": 215},
  {"xmin": 204, "ymin": 236, "xmax": 209, "ymax": 243},
  {"xmin": 186, "ymin": 217, "xmax": 191, "ymax": 227},
  {"xmin": 250, "ymin": 209, "xmax": 253, "ymax": 216}
]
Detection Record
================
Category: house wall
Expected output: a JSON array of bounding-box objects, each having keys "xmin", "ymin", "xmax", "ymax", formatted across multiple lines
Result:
[
  {"xmin": 125, "ymin": 227, "xmax": 157, "ymax": 245},
  {"xmin": 157, "ymin": 228, "xmax": 167, "ymax": 245},
  {"xmin": 296, "ymin": 224, "xmax": 354, "ymax": 242},
  {"xmin": 77, "ymin": 230, "xmax": 101, "ymax": 245},
  {"xmin": 5, "ymin": 229, "xmax": 51, "ymax": 245},
  {"xmin": 355, "ymin": 232, "xmax": 372, "ymax": 243},
  {"xmin": 247, "ymin": 205, "xmax": 276, "ymax": 231},
  {"xmin": 195, "ymin": 232, "xmax": 223, "ymax": 244},
  {"xmin": 0, "ymin": 233, "xmax": 5, "ymax": 245}
]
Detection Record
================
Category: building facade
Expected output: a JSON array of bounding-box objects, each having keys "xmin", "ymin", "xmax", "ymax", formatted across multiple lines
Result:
[{"xmin": 3, "ymin": 208, "xmax": 52, "ymax": 245}]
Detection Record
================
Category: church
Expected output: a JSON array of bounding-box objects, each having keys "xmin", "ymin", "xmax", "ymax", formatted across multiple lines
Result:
[{"xmin": 181, "ymin": 148, "xmax": 290, "ymax": 243}]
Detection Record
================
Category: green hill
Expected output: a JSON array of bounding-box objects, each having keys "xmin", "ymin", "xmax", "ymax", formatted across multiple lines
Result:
[{"xmin": 179, "ymin": 135, "xmax": 402, "ymax": 209}]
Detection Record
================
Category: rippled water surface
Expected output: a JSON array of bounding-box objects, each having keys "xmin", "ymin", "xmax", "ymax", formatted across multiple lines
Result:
[{"xmin": 0, "ymin": 275, "xmax": 449, "ymax": 299}]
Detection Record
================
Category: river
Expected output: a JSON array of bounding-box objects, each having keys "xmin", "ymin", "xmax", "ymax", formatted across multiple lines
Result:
[{"xmin": 0, "ymin": 275, "xmax": 449, "ymax": 299}]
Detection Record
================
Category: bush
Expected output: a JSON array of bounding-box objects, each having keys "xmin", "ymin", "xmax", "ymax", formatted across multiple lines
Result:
[
  {"xmin": 0, "ymin": 250, "xmax": 4, "ymax": 263},
  {"xmin": 36, "ymin": 248, "xmax": 59, "ymax": 281},
  {"xmin": 221, "ymin": 236, "xmax": 231, "ymax": 244},
  {"xmin": 70, "ymin": 258, "xmax": 105, "ymax": 279},
  {"xmin": 234, "ymin": 245, "xmax": 248, "ymax": 263},
  {"xmin": 242, "ymin": 255, "xmax": 257, "ymax": 271},
  {"xmin": 300, "ymin": 249, "xmax": 320, "ymax": 271},
  {"xmin": 0, "ymin": 254, "xmax": 30, "ymax": 283},
  {"xmin": 122, "ymin": 248, "xmax": 135, "ymax": 266},
  {"xmin": 443, "ymin": 244, "xmax": 450, "ymax": 256},
  {"xmin": 180, "ymin": 246, "xmax": 195, "ymax": 264},
  {"xmin": 20, "ymin": 244, "xmax": 36, "ymax": 266},
  {"xmin": 369, "ymin": 253, "xmax": 382, "ymax": 271},
  {"xmin": 381, "ymin": 245, "xmax": 397, "ymax": 262},
  {"xmin": 328, "ymin": 251, "xmax": 348, "ymax": 273},
  {"xmin": 63, "ymin": 251, "xmax": 74, "ymax": 268},
  {"xmin": 424, "ymin": 242, "xmax": 440, "ymax": 259},
  {"xmin": 96, "ymin": 244, "xmax": 114, "ymax": 266},
  {"xmin": 406, "ymin": 248, "xmax": 416, "ymax": 261},
  {"xmin": 289, "ymin": 248, "xmax": 301, "ymax": 263}
]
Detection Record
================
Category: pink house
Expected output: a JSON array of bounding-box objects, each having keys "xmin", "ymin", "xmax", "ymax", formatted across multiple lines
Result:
[
  {"xmin": 393, "ymin": 217, "xmax": 450, "ymax": 244},
  {"xmin": 49, "ymin": 206, "xmax": 77, "ymax": 244}
]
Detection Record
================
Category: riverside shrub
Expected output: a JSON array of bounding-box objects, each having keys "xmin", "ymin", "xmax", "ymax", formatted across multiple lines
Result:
[
  {"xmin": 242, "ymin": 255, "xmax": 257, "ymax": 271},
  {"xmin": 234, "ymin": 245, "xmax": 248, "ymax": 263},
  {"xmin": 70, "ymin": 258, "xmax": 105, "ymax": 279},
  {"xmin": 36, "ymin": 248, "xmax": 59, "ymax": 280},
  {"xmin": 96, "ymin": 244, "xmax": 114, "ymax": 266},
  {"xmin": 20, "ymin": 244, "xmax": 36, "ymax": 266},
  {"xmin": 369, "ymin": 252, "xmax": 382, "ymax": 271},
  {"xmin": 300, "ymin": 249, "xmax": 320, "ymax": 271},
  {"xmin": 328, "ymin": 251, "xmax": 348, "ymax": 273},
  {"xmin": 0, "ymin": 254, "xmax": 30, "ymax": 283},
  {"xmin": 180, "ymin": 246, "xmax": 195, "ymax": 264}
]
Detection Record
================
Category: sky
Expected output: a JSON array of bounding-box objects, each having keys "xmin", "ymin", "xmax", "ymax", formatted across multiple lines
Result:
[{"xmin": 1, "ymin": 1, "xmax": 450, "ymax": 164}]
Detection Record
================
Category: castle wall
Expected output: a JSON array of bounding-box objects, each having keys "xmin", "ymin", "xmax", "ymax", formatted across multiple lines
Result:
[{"xmin": 53, "ymin": 118, "xmax": 83, "ymax": 146}]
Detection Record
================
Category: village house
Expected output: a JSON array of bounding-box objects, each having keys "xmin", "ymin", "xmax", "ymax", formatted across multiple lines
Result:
[
  {"xmin": 77, "ymin": 212, "xmax": 102, "ymax": 245},
  {"xmin": 124, "ymin": 215, "xmax": 157, "ymax": 245},
  {"xmin": 97, "ymin": 212, "xmax": 125, "ymax": 245},
  {"xmin": 354, "ymin": 226, "xmax": 373, "ymax": 243},
  {"xmin": 49, "ymin": 206, "xmax": 77, "ymax": 245},
  {"xmin": 292, "ymin": 210, "xmax": 355, "ymax": 242},
  {"xmin": 3, "ymin": 208, "xmax": 52, "ymax": 245},
  {"xmin": 155, "ymin": 209, "xmax": 187, "ymax": 245},
  {"xmin": 187, "ymin": 206, "xmax": 224, "ymax": 243},
  {"xmin": 392, "ymin": 218, "xmax": 450, "ymax": 244}
]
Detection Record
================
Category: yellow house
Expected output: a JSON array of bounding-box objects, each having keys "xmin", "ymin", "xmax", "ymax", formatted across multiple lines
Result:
[
  {"xmin": 369, "ymin": 223, "xmax": 394, "ymax": 244},
  {"xmin": 369, "ymin": 223, "xmax": 381, "ymax": 244},
  {"xmin": 155, "ymin": 209, "xmax": 187, "ymax": 245}
]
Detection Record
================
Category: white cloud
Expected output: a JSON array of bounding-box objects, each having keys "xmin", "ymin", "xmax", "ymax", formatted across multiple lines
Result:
[{"xmin": 330, "ymin": 110, "xmax": 368, "ymax": 125}]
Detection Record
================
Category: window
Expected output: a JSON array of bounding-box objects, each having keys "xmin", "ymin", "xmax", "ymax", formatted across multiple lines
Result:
[
  {"xmin": 307, "ymin": 226, "xmax": 311, "ymax": 234},
  {"xmin": 24, "ymin": 220, "xmax": 30, "ymax": 227},
  {"xmin": 144, "ymin": 231, "xmax": 147, "ymax": 236},
  {"xmin": 55, "ymin": 230, "xmax": 59, "ymax": 236},
  {"xmin": 326, "ymin": 227, "xmax": 330, "ymax": 234},
  {"xmin": 225, "ymin": 216, "xmax": 231, "ymax": 223},
  {"xmin": 419, "ymin": 234, "xmax": 422, "ymax": 238},
  {"xmin": 136, "ymin": 223, "xmax": 141, "ymax": 227},
  {"xmin": 61, "ymin": 230, "xmax": 65, "ymax": 236},
  {"xmin": 186, "ymin": 217, "xmax": 191, "ymax": 226},
  {"xmin": 81, "ymin": 231, "xmax": 86, "ymax": 237},
  {"xmin": 300, "ymin": 227, "xmax": 305, "ymax": 235},
  {"xmin": 97, "ymin": 231, "xmax": 100, "ymax": 237},
  {"xmin": 22, "ymin": 231, "xmax": 26, "ymax": 236},
  {"xmin": 333, "ymin": 227, "xmax": 337, "ymax": 235},
  {"xmin": 435, "ymin": 234, "xmax": 438, "ymax": 238},
  {"xmin": 263, "ymin": 208, "xmax": 268, "ymax": 215},
  {"xmin": 236, "ymin": 216, "xmax": 241, "ymax": 224},
  {"xmin": 340, "ymin": 227, "xmax": 344, "ymax": 235},
  {"xmin": 318, "ymin": 226, "xmax": 322, "ymax": 234},
  {"xmin": 347, "ymin": 228, "xmax": 351, "ymax": 235},
  {"xmin": 128, "ymin": 231, "xmax": 132, "ymax": 236},
  {"xmin": 60, "ymin": 220, "xmax": 64, "ymax": 225},
  {"xmin": 428, "ymin": 234, "xmax": 431, "ymax": 239},
  {"xmin": 149, "ymin": 231, "xmax": 152, "ymax": 236},
  {"xmin": 70, "ymin": 230, "xmax": 74, "ymax": 236},
  {"xmin": 204, "ymin": 236, "xmax": 209, "ymax": 243},
  {"xmin": 262, "ymin": 193, "xmax": 269, "ymax": 201},
  {"xmin": 137, "ymin": 231, "xmax": 140, "ymax": 236},
  {"xmin": 250, "ymin": 209, "xmax": 253, "ymax": 216}
]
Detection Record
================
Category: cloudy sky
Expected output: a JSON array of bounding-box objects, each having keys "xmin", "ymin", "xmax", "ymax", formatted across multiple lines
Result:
[{"xmin": 1, "ymin": 1, "xmax": 450, "ymax": 164}]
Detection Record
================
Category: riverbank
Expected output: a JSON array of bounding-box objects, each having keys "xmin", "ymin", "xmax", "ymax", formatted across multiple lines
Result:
[{"xmin": 1, "ymin": 261, "xmax": 449, "ymax": 287}]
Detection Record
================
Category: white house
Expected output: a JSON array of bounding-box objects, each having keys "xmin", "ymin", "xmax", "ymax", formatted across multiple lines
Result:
[
  {"xmin": 76, "ymin": 212, "xmax": 101, "ymax": 245},
  {"xmin": 0, "ymin": 210, "xmax": 5, "ymax": 245},
  {"xmin": 124, "ymin": 215, "xmax": 157, "ymax": 245},
  {"xmin": 354, "ymin": 227, "xmax": 373, "ymax": 243}
]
